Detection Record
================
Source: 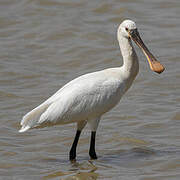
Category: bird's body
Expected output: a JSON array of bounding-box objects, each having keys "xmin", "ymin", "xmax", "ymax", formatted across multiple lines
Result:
[
  {"xmin": 19, "ymin": 20, "xmax": 164, "ymax": 160},
  {"xmin": 20, "ymin": 66, "xmax": 138, "ymax": 131}
]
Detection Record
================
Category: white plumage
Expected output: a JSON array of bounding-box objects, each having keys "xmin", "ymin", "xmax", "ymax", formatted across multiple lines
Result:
[
  {"xmin": 19, "ymin": 20, "xmax": 164, "ymax": 160},
  {"xmin": 20, "ymin": 67, "xmax": 134, "ymax": 132}
]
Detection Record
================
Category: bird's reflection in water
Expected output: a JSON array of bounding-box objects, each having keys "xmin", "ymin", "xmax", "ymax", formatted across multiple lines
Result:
[{"xmin": 43, "ymin": 160, "xmax": 98, "ymax": 180}]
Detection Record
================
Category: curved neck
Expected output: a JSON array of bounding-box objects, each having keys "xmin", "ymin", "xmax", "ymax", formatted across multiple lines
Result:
[{"xmin": 118, "ymin": 33, "xmax": 139, "ymax": 78}]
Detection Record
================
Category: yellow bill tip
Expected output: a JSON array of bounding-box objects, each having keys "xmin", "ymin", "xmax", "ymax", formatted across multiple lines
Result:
[{"xmin": 149, "ymin": 60, "xmax": 165, "ymax": 74}]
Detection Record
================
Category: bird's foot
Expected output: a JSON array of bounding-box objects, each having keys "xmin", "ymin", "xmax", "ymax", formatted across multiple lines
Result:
[
  {"xmin": 89, "ymin": 151, "xmax": 98, "ymax": 160},
  {"xmin": 69, "ymin": 150, "xmax": 76, "ymax": 161}
]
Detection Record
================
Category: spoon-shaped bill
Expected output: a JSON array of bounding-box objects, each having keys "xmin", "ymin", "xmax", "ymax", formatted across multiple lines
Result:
[{"xmin": 130, "ymin": 29, "xmax": 165, "ymax": 74}]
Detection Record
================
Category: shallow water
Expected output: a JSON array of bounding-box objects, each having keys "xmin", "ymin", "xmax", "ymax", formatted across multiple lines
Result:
[{"xmin": 0, "ymin": 0, "xmax": 180, "ymax": 179}]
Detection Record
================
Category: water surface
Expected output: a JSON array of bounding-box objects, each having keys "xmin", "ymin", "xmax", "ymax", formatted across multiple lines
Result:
[{"xmin": 0, "ymin": 0, "xmax": 180, "ymax": 179}]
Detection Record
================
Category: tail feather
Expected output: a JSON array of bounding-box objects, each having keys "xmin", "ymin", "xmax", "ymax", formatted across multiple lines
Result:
[
  {"xmin": 19, "ymin": 103, "xmax": 49, "ymax": 132},
  {"xmin": 19, "ymin": 125, "xmax": 31, "ymax": 133}
]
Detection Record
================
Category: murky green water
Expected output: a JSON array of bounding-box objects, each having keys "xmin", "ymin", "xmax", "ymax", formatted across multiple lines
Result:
[{"xmin": 0, "ymin": 0, "xmax": 180, "ymax": 179}]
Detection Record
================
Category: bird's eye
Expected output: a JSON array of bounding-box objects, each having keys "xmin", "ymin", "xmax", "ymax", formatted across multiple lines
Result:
[{"xmin": 125, "ymin": 27, "xmax": 129, "ymax": 31}]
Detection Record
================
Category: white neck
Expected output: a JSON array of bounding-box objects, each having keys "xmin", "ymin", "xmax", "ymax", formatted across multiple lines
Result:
[{"xmin": 118, "ymin": 32, "xmax": 139, "ymax": 79}]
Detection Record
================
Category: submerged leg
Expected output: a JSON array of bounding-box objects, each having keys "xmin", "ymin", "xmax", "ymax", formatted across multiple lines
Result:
[
  {"xmin": 88, "ymin": 117, "xmax": 100, "ymax": 159},
  {"xmin": 69, "ymin": 130, "xmax": 81, "ymax": 161},
  {"xmin": 89, "ymin": 131, "xmax": 97, "ymax": 159},
  {"xmin": 69, "ymin": 121, "xmax": 87, "ymax": 161}
]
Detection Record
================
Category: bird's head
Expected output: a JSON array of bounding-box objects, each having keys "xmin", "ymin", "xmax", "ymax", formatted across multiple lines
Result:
[
  {"xmin": 118, "ymin": 20, "xmax": 165, "ymax": 74},
  {"xmin": 118, "ymin": 19, "xmax": 137, "ymax": 38}
]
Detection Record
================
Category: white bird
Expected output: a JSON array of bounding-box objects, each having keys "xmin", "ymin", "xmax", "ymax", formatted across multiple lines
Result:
[{"xmin": 19, "ymin": 20, "xmax": 164, "ymax": 161}]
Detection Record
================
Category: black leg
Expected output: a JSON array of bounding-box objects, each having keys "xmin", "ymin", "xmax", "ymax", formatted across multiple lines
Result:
[
  {"xmin": 89, "ymin": 131, "xmax": 97, "ymax": 159},
  {"xmin": 69, "ymin": 130, "xmax": 81, "ymax": 161}
]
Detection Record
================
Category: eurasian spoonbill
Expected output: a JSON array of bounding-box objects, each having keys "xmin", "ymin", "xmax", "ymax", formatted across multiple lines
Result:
[{"xmin": 19, "ymin": 20, "xmax": 165, "ymax": 161}]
